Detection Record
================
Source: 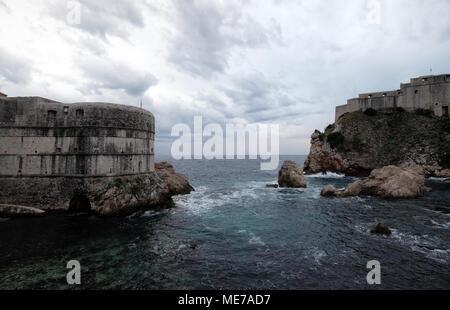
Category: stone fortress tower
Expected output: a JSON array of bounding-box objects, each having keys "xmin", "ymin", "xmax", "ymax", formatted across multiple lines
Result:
[
  {"xmin": 336, "ymin": 74, "xmax": 450, "ymax": 121},
  {"xmin": 0, "ymin": 96, "xmax": 163, "ymax": 216}
]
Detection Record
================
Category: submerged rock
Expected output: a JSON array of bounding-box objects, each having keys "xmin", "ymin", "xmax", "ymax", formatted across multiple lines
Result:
[
  {"xmin": 266, "ymin": 184, "xmax": 279, "ymax": 188},
  {"xmin": 278, "ymin": 161, "xmax": 307, "ymax": 188},
  {"xmin": 0, "ymin": 204, "xmax": 45, "ymax": 218},
  {"xmin": 321, "ymin": 165, "xmax": 431, "ymax": 199},
  {"xmin": 371, "ymin": 222, "xmax": 392, "ymax": 236}
]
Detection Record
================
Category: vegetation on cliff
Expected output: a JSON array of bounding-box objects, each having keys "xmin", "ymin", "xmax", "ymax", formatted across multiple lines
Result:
[{"xmin": 304, "ymin": 108, "xmax": 450, "ymax": 177}]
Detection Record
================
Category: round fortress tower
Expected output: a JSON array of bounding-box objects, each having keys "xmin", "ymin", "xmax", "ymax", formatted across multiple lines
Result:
[
  {"xmin": 0, "ymin": 97, "xmax": 159, "ymax": 215},
  {"xmin": 0, "ymin": 97, "xmax": 155, "ymax": 177}
]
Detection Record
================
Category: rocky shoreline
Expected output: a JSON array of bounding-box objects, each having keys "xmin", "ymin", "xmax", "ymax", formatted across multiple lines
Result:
[
  {"xmin": 320, "ymin": 165, "xmax": 431, "ymax": 199},
  {"xmin": 0, "ymin": 162, "xmax": 194, "ymax": 218}
]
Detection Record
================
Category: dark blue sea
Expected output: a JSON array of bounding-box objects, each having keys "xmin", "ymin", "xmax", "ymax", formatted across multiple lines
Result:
[{"xmin": 0, "ymin": 155, "xmax": 449, "ymax": 289}]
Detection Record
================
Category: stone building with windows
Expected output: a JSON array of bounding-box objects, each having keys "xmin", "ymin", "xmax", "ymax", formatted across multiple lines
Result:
[
  {"xmin": 0, "ymin": 96, "xmax": 164, "ymax": 216},
  {"xmin": 336, "ymin": 74, "xmax": 450, "ymax": 121}
]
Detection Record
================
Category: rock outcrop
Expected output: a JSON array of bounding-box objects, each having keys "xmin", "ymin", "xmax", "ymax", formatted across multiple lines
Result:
[
  {"xmin": 371, "ymin": 223, "xmax": 392, "ymax": 236},
  {"xmin": 0, "ymin": 204, "xmax": 45, "ymax": 218},
  {"xmin": 321, "ymin": 165, "xmax": 431, "ymax": 199},
  {"xmin": 0, "ymin": 163, "xmax": 194, "ymax": 217},
  {"xmin": 304, "ymin": 109, "xmax": 450, "ymax": 177},
  {"xmin": 83, "ymin": 163, "xmax": 194, "ymax": 216},
  {"xmin": 320, "ymin": 185, "xmax": 339, "ymax": 197},
  {"xmin": 155, "ymin": 162, "xmax": 195, "ymax": 196},
  {"xmin": 278, "ymin": 161, "xmax": 307, "ymax": 188}
]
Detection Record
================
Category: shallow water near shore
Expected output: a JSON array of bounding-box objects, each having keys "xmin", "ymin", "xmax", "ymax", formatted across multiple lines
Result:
[{"xmin": 0, "ymin": 155, "xmax": 449, "ymax": 289}]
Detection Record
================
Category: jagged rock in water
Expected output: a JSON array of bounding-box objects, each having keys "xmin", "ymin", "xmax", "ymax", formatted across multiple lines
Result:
[
  {"xmin": 155, "ymin": 162, "xmax": 195, "ymax": 196},
  {"xmin": 92, "ymin": 163, "xmax": 194, "ymax": 216},
  {"xmin": 266, "ymin": 184, "xmax": 279, "ymax": 188},
  {"xmin": 278, "ymin": 161, "xmax": 307, "ymax": 188},
  {"xmin": 320, "ymin": 185, "xmax": 339, "ymax": 197},
  {"xmin": 321, "ymin": 165, "xmax": 431, "ymax": 199},
  {"xmin": 435, "ymin": 169, "xmax": 450, "ymax": 178},
  {"xmin": 371, "ymin": 222, "xmax": 392, "ymax": 236},
  {"xmin": 0, "ymin": 204, "xmax": 45, "ymax": 218},
  {"xmin": 304, "ymin": 110, "xmax": 450, "ymax": 177}
]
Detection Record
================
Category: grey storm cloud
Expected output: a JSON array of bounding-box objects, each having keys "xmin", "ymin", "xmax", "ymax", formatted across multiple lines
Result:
[
  {"xmin": 165, "ymin": 0, "xmax": 282, "ymax": 78},
  {"xmin": 0, "ymin": 47, "xmax": 32, "ymax": 84},
  {"xmin": 220, "ymin": 73, "xmax": 318, "ymax": 123},
  {"xmin": 79, "ymin": 58, "xmax": 158, "ymax": 96}
]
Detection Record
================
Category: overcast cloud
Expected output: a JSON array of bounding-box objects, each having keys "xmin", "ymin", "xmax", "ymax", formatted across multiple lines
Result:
[{"xmin": 1, "ymin": 0, "xmax": 450, "ymax": 154}]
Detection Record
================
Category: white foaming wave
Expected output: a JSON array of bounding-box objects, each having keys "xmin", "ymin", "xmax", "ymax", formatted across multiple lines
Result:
[
  {"xmin": 302, "ymin": 247, "xmax": 327, "ymax": 265},
  {"xmin": 141, "ymin": 210, "xmax": 162, "ymax": 218},
  {"xmin": 428, "ymin": 177, "xmax": 449, "ymax": 182},
  {"xmin": 174, "ymin": 184, "xmax": 265, "ymax": 215},
  {"xmin": 391, "ymin": 230, "xmax": 449, "ymax": 264},
  {"xmin": 237, "ymin": 230, "xmax": 266, "ymax": 247},
  {"xmin": 431, "ymin": 220, "xmax": 450, "ymax": 229},
  {"xmin": 306, "ymin": 172, "xmax": 346, "ymax": 179}
]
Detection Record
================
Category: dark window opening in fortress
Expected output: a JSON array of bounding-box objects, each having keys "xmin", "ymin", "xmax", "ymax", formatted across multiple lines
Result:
[
  {"xmin": 69, "ymin": 195, "xmax": 91, "ymax": 213},
  {"xmin": 48, "ymin": 110, "xmax": 57, "ymax": 118},
  {"xmin": 443, "ymin": 106, "xmax": 449, "ymax": 117},
  {"xmin": 415, "ymin": 90, "xmax": 419, "ymax": 94},
  {"xmin": 76, "ymin": 109, "xmax": 84, "ymax": 118}
]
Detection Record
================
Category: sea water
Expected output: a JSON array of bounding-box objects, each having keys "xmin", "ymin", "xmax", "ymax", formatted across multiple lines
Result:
[{"xmin": 0, "ymin": 156, "xmax": 449, "ymax": 289}]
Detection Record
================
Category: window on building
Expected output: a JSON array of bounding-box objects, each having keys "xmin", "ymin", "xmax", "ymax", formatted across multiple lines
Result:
[
  {"xmin": 48, "ymin": 110, "xmax": 57, "ymax": 118},
  {"xmin": 64, "ymin": 106, "xmax": 69, "ymax": 114},
  {"xmin": 415, "ymin": 90, "xmax": 419, "ymax": 94},
  {"xmin": 76, "ymin": 109, "xmax": 84, "ymax": 118}
]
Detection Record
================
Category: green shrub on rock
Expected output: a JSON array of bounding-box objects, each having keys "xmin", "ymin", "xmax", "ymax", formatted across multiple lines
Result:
[
  {"xmin": 415, "ymin": 109, "xmax": 434, "ymax": 117},
  {"xmin": 364, "ymin": 108, "xmax": 378, "ymax": 116},
  {"xmin": 327, "ymin": 132, "xmax": 345, "ymax": 150}
]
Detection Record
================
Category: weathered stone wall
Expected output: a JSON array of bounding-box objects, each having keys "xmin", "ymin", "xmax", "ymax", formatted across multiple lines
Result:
[
  {"xmin": 0, "ymin": 97, "xmax": 160, "ymax": 215},
  {"xmin": 0, "ymin": 97, "xmax": 155, "ymax": 177},
  {"xmin": 336, "ymin": 74, "xmax": 450, "ymax": 121}
]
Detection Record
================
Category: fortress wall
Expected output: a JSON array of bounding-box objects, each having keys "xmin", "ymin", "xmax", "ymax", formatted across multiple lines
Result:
[
  {"xmin": 336, "ymin": 96, "xmax": 396, "ymax": 121},
  {"xmin": 0, "ymin": 97, "xmax": 155, "ymax": 177},
  {"xmin": 336, "ymin": 75, "xmax": 450, "ymax": 121},
  {"xmin": 336, "ymin": 100, "xmax": 360, "ymax": 121}
]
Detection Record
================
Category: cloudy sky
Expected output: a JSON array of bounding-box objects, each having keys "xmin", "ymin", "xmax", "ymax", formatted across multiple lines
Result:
[{"xmin": 1, "ymin": 0, "xmax": 450, "ymax": 155}]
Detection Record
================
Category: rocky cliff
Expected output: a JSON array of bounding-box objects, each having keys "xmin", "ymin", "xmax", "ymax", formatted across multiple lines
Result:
[{"xmin": 304, "ymin": 109, "xmax": 450, "ymax": 177}]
